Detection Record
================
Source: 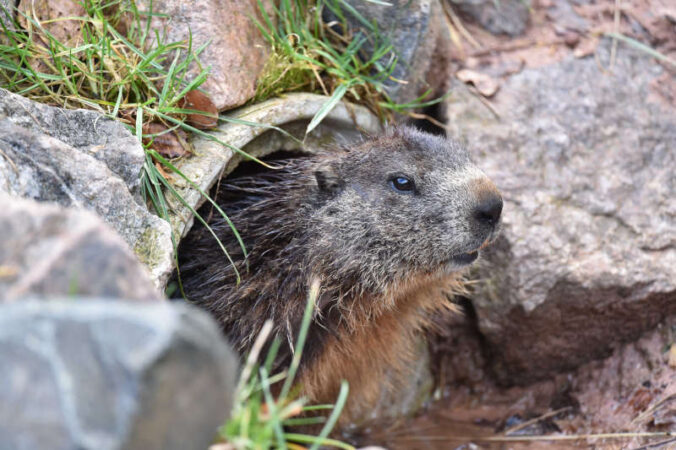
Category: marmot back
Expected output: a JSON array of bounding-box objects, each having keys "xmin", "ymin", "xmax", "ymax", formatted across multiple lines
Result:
[{"xmin": 178, "ymin": 126, "xmax": 502, "ymax": 423}]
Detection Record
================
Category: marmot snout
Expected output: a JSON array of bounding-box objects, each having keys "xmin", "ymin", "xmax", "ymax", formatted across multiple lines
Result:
[{"xmin": 178, "ymin": 126, "xmax": 502, "ymax": 423}]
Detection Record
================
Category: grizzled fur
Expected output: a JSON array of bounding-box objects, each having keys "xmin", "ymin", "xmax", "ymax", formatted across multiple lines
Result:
[{"xmin": 178, "ymin": 126, "xmax": 501, "ymax": 423}]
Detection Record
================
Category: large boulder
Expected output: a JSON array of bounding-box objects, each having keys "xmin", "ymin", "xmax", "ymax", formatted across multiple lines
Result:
[
  {"xmin": 0, "ymin": 89, "xmax": 173, "ymax": 286},
  {"xmin": 137, "ymin": 0, "xmax": 273, "ymax": 111},
  {"xmin": 0, "ymin": 300, "xmax": 238, "ymax": 450},
  {"xmin": 443, "ymin": 42, "xmax": 676, "ymax": 384},
  {"xmin": 0, "ymin": 196, "xmax": 160, "ymax": 302}
]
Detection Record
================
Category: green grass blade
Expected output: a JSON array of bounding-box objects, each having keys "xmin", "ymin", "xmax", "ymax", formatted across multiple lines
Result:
[
  {"xmin": 309, "ymin": 380, "xmax": 349, "ymax": 450},
  {"xmin": 306, "ymin": 84, "xmax": 348, "ymax": 134},
  {"xmin": 280, "ymin": 280, "xmax": 320, "ymax": 398},
  {"xmin": 605, "ymin": 32, "xmax": 676, "ymax": 66},
  {"xmin": 147, "ymin": 149, "xmax": 248, "ymax": 262}
]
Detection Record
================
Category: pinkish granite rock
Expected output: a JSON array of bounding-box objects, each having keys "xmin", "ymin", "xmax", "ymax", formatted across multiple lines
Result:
[{"xmin": 139, "ymin": 0, "xmax": 273, "ymax": 111}]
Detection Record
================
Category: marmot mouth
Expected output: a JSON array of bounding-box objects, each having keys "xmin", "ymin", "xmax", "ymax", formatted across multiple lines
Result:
[{"xmin": 450, "ymin": 250, "xmax": 479, "ymax": 265}]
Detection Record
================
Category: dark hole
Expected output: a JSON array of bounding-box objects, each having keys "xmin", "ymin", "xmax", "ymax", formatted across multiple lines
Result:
[{"xmin": 408, "ymin": 101, "xmax": 446, "ymax": 136}]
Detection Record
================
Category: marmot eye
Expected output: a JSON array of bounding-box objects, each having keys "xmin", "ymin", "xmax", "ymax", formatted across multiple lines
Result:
[{"xmin": 389, "ymin": 176, "xmax": 415, "ymax": 193}]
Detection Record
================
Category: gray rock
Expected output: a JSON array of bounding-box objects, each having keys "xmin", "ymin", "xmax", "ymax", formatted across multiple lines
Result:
[
  {"xmin": 137, "ymin": 0, "xmax": 273, "ymax": 111},
  {"xmin": 0, "ymin": 300, "xmax": 238, "ymax": 450},
  {"xmin": 547, "ymin": 0, "xmax": 588, "ymax": 33},
  {"xmin": 0, "ymin": 0, "xmax": 13, "ymax": 30},
  {"xmin": 0, "ymin": 196, "xmax": 160, "ymax": 302},
  {"xmin": 449, "ymin": 0, "xmax": 530, "ymax": 36},
  {"xmin": 443, "ymin": 42, "xmax": 676, "ymax": 383},
  {"xmin": 329, "ymin": 0, "xmax": 446, "ymax": 103},
  {"xmin": 0, "ymin": 88, "xmax": 144, "ymax": 196},
  {"xmin": 0, "ymin": 116, "xmax": 173, "ymax": 286}
]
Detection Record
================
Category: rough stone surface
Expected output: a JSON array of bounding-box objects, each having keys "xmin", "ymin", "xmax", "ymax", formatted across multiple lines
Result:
[
  {"xmin": 0, "ymin": 196, "xmax": 160, "ymax": 302},
  {"xmin": 0, "ymin": 0, "xmax": 14, "ymax": 30},
  {"xmin": 449, "ymin": 0, "xmax": 530, "ymax": 36},
  {"xmin": 330, "ymin": 0, "xmax": 445, "ymax": 103},
  {"xmin": 0, "ymin": 88, "xmax": 145, "ymax": 195},
  {"xmin": 138, "ymin": 0, "xmax": 272, "ymax": 111},
  {"xmin": 0, "ymin": 300, "xmax": 238, "ymax": 450},
  {"xmin": 546, "ymin": 0, "xmax": 588, "ymax": 33},
  {"xmin": 443, "ymin": 43, "xmax": 676, "ymax": 384},
  {"xmin": 0, "ymin": 91, "xmax": 174, "ymax": 286}
]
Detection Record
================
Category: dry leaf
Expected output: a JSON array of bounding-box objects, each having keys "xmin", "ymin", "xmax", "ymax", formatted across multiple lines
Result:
[
  {"xmin": 179, "ymin": 90, "xmax": 219, "ymax": 130},
  {"xmin": 143, "ymin": 122, "xmax": 191, "ymax": 159},
  {"xmin": 456, "ymin": 69, "xmax": 499, "ymax": 97},
  {"xmin": 154, "ymin": 161, "xmax": 173, "ymax": 181},
  {"xmin": 627, "ymin": 387, "xmax": 656, "ymax": 413}
]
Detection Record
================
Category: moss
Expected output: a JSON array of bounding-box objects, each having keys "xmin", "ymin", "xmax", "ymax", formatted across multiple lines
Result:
[{"xmin": 133, "ymin": 227, "xmax": 166, "ymax": 269}]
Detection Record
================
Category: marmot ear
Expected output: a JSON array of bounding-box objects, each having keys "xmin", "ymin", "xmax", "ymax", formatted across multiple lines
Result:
[{"xmin": 314, "ymin": 163, "xmax": 343, "ymax": 194}]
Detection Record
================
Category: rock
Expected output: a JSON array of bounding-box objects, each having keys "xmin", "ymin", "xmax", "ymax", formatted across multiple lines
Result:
[
  {"xmin": 137, "ymin": 0, "xmax": 272, "ymax": 111},
  {"xmin": 449, "ymin": 0, "xmax": 530, "ymax": 36},
  {"xmin": 0, "ymin": 90, "xmax": 174, "ymax": 286},
  {"xmin": 0, "ymin": 88, "xmax": 144, "ymax": 195},
  {"xmin": 0, "ymin": 300, "xmax": 238, "ymax": 450},
  {"xmin": 327, "ymin": 0, "xmax": 446, "ymax": 103},
  {"xmin": 546, "ymin": 0, "xmax": 588, "ymax": 33},
  {"xmin": 443, "ymin": 42, "xmax": 676, "ymax": 384},
  {"xmin": 0, "ymin": 196, "xmax": 160, "ymax": 302},
  {"xmin": 0, "ymin": 0, "xmax": 14, "ymax": 30},
  {"xmin": 398, "ymin": 319, "xmax": 676, "ymax": 449}
]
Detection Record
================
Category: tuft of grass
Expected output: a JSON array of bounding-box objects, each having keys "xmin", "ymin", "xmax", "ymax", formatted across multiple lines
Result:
[
  {"xmin": 252, "ymin": 0, "xmax": 448, "ymax": 133},
  {"xmin": 220, "ymin": 280, "xmax": 354, "ymax": 450}
]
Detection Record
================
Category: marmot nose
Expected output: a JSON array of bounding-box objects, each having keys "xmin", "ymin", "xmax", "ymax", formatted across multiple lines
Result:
[{"xmin": 474, "ymin": 194, "xmax": 503, "ymax": 228}]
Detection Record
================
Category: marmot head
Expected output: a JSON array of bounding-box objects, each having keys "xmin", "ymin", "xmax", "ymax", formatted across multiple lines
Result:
[{"xmin": 308, "ymin": 126, "xmax": 502, "ymax": 292}]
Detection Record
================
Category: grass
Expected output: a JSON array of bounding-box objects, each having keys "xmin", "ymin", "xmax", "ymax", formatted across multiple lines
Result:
[
  {"xmin": 219, "ymin": 280, "xmax": 354, "ymax": 450},
  {"xmin": 253, "ymin": 0, "xmax": 449, "ymax": 133}
]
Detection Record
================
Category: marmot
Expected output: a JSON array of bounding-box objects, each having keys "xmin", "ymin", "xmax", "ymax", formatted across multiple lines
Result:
[{"xmin": 177, "ymin": 126, "xmax": 502, "ymax": 423}]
